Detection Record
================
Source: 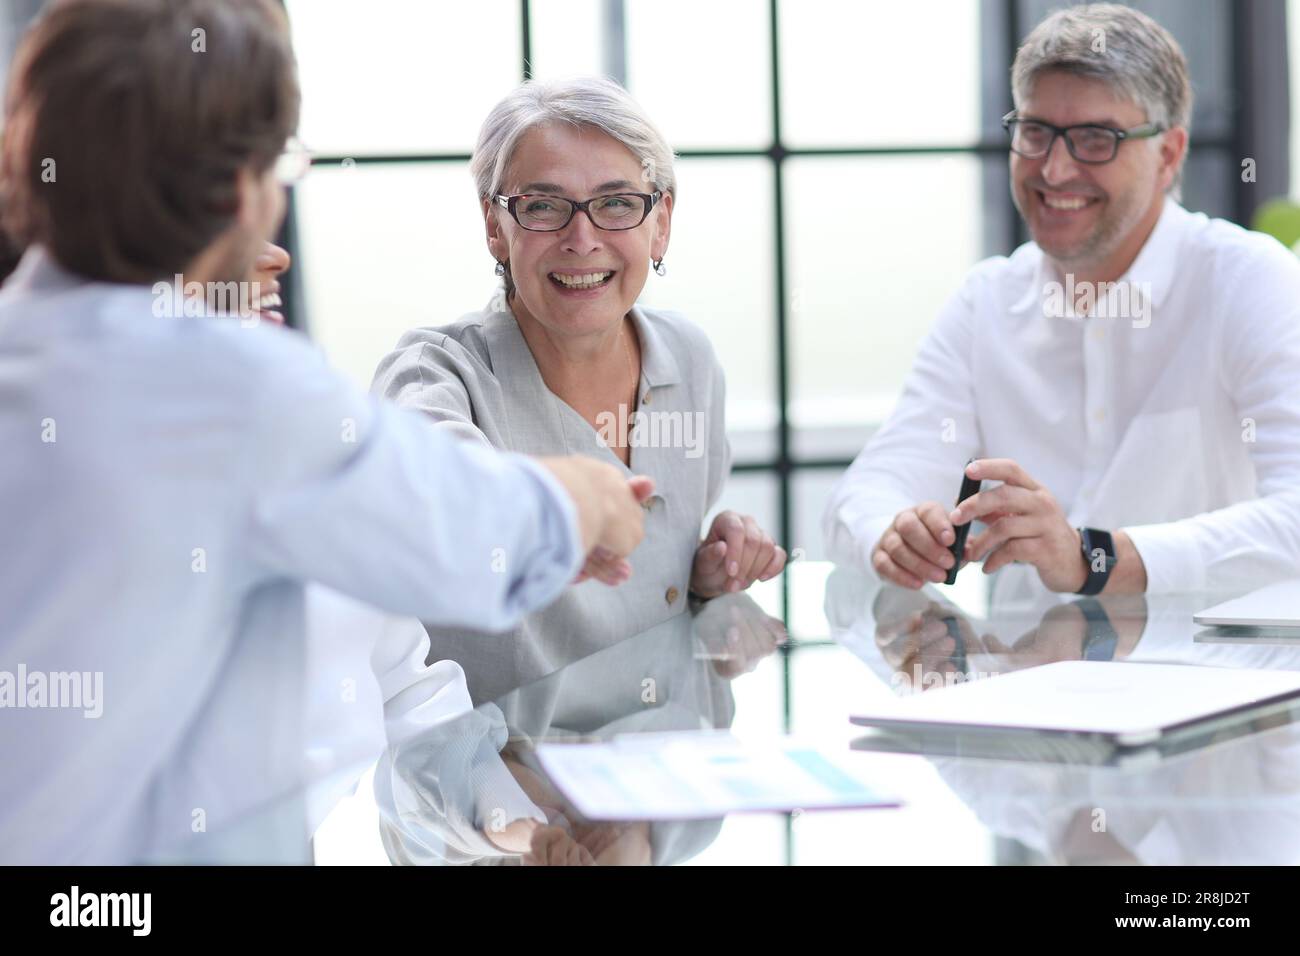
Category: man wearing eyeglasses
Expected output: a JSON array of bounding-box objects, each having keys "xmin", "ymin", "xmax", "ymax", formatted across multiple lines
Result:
[
  {"xmin": 0, "ymin": 0, "xmax": 654, "ymax": 864},
  {"xmin": 825, "ymin": 3, "xmax": 1300, "ymax": 598}
]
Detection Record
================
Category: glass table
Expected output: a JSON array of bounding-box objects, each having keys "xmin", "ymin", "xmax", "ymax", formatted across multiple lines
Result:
[{"xmin": 335, "ymin": 561, "xmax": 1300, "ymax": 866}]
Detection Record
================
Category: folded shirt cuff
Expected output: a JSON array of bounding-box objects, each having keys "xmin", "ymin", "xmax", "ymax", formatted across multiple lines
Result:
[
  {"xmin": 849, "ymin": 514, "xmax": 895, "ymax": 579},
  {"xmin": 471, "ymin": 751, "xmax": 548, "ymax": 834},
  {"xmin": 1124, "ymin": 522, "xmax": 1205, "ymax": 594},
  {"xmin": 507, "ymin": 453, "xmax": 585, "ymax": 605}
]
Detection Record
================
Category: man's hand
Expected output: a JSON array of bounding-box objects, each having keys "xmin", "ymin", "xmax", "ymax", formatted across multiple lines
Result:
[
  {"xmin": 872, "ymin": 502, "xmax": 957, "ymax": 589},
  {"xmin": 539, "ymin": 457, "xmax": 653, "ymax": 586},
  {"xmin": 954, "ymin": 458, "xmax": 1087, "ymax": 593},
  {"xmin": 873, "ymin": 600, "xmax": 981, "ymax": 691},
  {"xmin": 690, "ymin": 511, "xmax": 786, "ymax": 598},
  {"xmin": 482, "ymin": 816, "xmax": 541, "ymax": 854}
]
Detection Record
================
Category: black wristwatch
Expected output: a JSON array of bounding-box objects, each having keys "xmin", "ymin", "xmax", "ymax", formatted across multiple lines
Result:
[{"xmin": 1075, "ymin": 527, "xmax": 1117, "ymax": 596}]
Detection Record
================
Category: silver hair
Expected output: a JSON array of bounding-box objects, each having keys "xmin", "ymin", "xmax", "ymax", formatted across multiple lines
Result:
[
  {"xmin": 1012, "ymin": 3, "xmax": 1192, "ymax": 188},
  {"xmin": 470, "ymin": 75, "xmax": 677, "ymax": 203}
]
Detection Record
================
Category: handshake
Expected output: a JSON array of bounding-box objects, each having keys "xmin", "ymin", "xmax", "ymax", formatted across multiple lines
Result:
[{"xmin": 540, "ymin": 456, "xmax": 656, "ymax": 586}]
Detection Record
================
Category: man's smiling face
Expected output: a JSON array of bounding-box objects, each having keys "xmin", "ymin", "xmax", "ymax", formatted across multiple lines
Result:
[{"xmin": 1010, "ymin": 70, "xmax": 1169, "ymax": 270}]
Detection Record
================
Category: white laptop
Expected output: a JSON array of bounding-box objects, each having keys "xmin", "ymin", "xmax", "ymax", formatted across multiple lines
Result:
[
  {"xmin": 849, "ymin": 661, "xmax": 1300, "ymax": 763},
  {"xmin": 1194, "ymin": 579, "xmax": 1300, "ymax": 628}
]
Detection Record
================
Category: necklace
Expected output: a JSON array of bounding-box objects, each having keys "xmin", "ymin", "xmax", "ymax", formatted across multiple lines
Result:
[
  {"xmin": 621, "ymin": 317, "xmax": 640, "ymax": 409},
  {"xmin": 618, "ymin": 318, "xmax": 640, "ymax": 463}
]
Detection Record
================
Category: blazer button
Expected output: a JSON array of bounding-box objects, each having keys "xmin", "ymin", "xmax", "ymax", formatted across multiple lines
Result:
[{"xmin": 665, "ymin": 586, "xmax": 680, "ymax": 605}]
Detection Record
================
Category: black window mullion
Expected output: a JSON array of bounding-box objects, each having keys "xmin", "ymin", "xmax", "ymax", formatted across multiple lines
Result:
[
  {"xmin": 768, "ymin": 0, "xmax": 797, "ymax": 871},
  {"xmin": 520, "ymin": 0, "xmax": 532, "ymax": 81},
  {"xmin": 1006, "ymin": 0, "xmax": 1026, "ymax": 251}
]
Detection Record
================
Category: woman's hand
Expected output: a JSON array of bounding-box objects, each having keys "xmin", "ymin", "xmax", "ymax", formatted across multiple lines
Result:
[
  {"xmin": 695, "ymin": 593, "xmax": 787, "ymax": 678},
  {"xmin": 570, "ymin": 821, "xmax": 653, "ymax": 866},
  {"xmin": 689, "ymin": 511, "xmax": 786, "ymax": 599},
  {"xmin": 522, "ymin": 825, "xmax": 596, "ymax": 866}
]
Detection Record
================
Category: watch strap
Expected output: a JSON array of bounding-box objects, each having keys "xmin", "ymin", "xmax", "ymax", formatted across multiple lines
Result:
[{"xmin": 1076, "ymin": 527, "xmax": 1116, "ymax": 596}]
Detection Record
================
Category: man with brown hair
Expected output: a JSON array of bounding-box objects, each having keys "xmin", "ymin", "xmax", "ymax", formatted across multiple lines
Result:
[{"xmin": 0, "ymin": 0, "xmax": 650, "ymax": 863}]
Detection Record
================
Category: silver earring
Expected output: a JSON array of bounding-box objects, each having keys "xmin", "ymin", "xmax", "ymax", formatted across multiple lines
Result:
[
  {"xmin": 494, "ymin": 260, "xmax": 506, "ymax": 276},
  {"xmin": 653, "ymin": 258, "xmax": 666, "ymax": 277}
]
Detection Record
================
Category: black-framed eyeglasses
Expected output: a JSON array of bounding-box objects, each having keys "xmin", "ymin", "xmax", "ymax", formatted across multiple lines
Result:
[
  {"xmin": 1001, "ymin": 111, "xmax": 1165, "ymax": 164},
  {"xmin": 494, "ymin": 191, "xmax": 663, "ymax": 232}
]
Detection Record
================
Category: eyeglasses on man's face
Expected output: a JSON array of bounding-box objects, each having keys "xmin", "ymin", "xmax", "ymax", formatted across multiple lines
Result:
[
  {"xmin": 275, "ymin": 137, "xmax": 312, "ymax": 185},
  {"xmin": 494, "ymin": 191, "xmax": 663, "ymax": 232},
  {"xmin": 1002, "ymin": 111, "xmax": 1165, "ymax": 165}
]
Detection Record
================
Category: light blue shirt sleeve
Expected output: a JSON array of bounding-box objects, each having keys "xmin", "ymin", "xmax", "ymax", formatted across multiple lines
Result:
[{"xmin": 243, "ymin": 334, "xmax": 583, "ymax": 632}]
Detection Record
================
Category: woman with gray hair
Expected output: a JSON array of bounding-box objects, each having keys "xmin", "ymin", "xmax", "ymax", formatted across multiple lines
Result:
[
  {"xmin": 371, "ymin": 76, "xmax": 787, "ymax": 864},
  {"xmin": 373, "ymin": 75, "xmax": 786, "ymax": 702}
]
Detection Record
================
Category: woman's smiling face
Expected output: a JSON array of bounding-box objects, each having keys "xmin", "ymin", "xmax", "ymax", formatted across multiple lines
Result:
[
  {"xmin": 486, "ymin": 123, "xmax": 672, "ymax": 336},
  {"xmin": 249, "ymin": 240, "xmax": 289, "ymax": 324}
]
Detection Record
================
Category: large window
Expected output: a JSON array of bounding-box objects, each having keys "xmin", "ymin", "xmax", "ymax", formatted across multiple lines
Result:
[{"xmin": 285, "ymin": 0, "xmax": 1276, "ymax": 638}]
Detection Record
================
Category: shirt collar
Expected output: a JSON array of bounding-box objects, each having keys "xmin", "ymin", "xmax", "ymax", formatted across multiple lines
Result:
[
  {"xmin": 481, "ymin": 296, "xmax": 682, "ymax": 392},
  {"xmin": 478, "ymin": 297, "xmax": 681, "ymax": 475},
  {"xmin": 3, "ymin": 245, "xmax": 90, "ymax": 296},
  {"xmin": 1011, "ymin": 196, "xmax": 1188, "ymax": 318},
  {"xmin": 628, "ymin": 304, "xmax": 681, "ymax": 389},
  {"xmin": 1114, "ymin": 195, "xmax": 1185, "ymax": 311}
]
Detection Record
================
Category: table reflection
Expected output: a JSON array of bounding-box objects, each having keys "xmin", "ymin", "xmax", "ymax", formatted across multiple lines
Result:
[
  {"xmin": 377, "ymin": 592, "xmax": 784, "ymax": 865},
  {"xmin": 826, "ymin": 564, "xmax": 1300, "ymax": 865},
  {"xmin": 305, "ymin": 562, "xmax": 1300, "ymax": 866}
]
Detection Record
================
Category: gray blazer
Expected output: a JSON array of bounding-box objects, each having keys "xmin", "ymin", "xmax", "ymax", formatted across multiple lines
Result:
[{"xmin": 372, "ymin": 300, "xmax": 732, "ymax": 702}]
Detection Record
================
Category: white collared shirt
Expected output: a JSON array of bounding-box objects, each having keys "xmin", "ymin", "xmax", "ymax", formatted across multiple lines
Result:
[
  {"xmin": 825, "ymin": 199, "xmax": 1300, "ymax": 594},
  {"xmin": 0, "ymin": 249, "xmax": 581, "ymax": 863}
]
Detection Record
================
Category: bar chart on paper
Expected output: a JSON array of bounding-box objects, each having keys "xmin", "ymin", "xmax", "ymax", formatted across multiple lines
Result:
[{"xmin": 537, "ymin": 732, "xmax": 900, "ymax": 820}]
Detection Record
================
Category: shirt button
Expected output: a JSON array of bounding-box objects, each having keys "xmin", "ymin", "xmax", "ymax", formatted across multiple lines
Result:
[
  {"xmin": 665, "ymin": 586, "xmax": 680, "ymax": 605},
  {"xmin": 1093, "ymin": 408, "xmax": 1106, "ymax": 423},
  {"xmin": 642, "ymin": 392, "xmax": 652, "ymax": 405}
]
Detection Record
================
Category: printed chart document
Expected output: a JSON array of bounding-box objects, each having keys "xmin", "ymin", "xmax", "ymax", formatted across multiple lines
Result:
[{"xmin": 537, "ymin": 732, "xmax": 900, "ymax": 820}]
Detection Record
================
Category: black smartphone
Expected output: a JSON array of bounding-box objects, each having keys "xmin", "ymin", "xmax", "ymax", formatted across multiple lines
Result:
[{"xmin": 945, "ymin": 463, "xmax": 983, "ymax": 586}]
